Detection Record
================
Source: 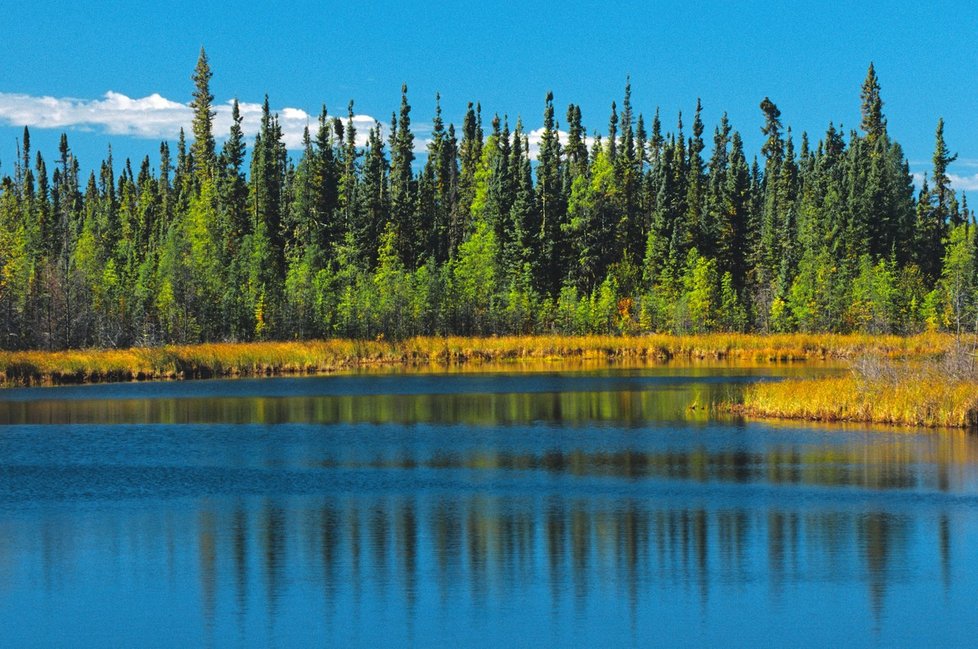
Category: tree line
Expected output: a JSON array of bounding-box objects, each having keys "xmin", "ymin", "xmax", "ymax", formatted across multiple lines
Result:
[{"xmin": 0, "ymin": 51, "xmax": 975, "ymax": 349}]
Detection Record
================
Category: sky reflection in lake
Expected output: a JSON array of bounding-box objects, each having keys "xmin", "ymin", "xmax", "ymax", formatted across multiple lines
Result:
[{"xmin": 0, "ymin": 365, "xmax": 975, "ymax": 648}]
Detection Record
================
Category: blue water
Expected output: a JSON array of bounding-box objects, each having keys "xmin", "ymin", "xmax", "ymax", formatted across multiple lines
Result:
[{"xmin": 0, "ymin": 366, "xmax": 975, "ymax": 648}]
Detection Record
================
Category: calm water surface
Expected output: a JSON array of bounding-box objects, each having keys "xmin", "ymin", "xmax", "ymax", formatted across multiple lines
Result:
[{"xmin": 1, "ymin": 363, "xmax": 976, "ymax": 648}]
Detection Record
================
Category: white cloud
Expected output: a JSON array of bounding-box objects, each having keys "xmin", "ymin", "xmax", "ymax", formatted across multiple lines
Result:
[
  {"xmin": 526, "ymin": 127, "xmax": 589, "ymax": 158},
  {"xmin": 0, "ymin": 91, "xmax": 381, "ymax": 149},
  {"xmin": 407, "ymin": 126, "xmax": 585, "ymax": 158},
  {"xmin": 0, "ymin": 90, "xmax": 601, "ymax": 161},
  {"xmin": 948, "ymin": 173, "xmax": 978, "ymax": 192},
  {"xmin": 911, "ymin": 168, "xmax": 978, "ymax": 193},
  {"xmin": 524, "ymin": 127, "xmax": 551, "ymax": 158},
  {"xmin": 416, "ymin": 126, "xmax": 590, "ymax": 159},
  {"xmin": 0, "ymin": 91, "xmax": 189, "ymax": 138}
]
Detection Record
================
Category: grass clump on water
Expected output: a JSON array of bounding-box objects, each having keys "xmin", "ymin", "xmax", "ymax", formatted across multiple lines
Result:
[{"xmin": 738, "ymin": 338, "xmax": 978, "ymax": 428}]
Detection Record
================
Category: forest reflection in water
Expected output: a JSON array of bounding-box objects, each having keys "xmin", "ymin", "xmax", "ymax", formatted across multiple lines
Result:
[
  {"xmin": 0, "ymin": 487, "xmax": 966, "ymax": 647},
  {"xmin": 0, "ymin": 364, "xmax": 976, "ymax": 647},
  {"xmin": 0, "ymin": 362, "xmax": 832, "ymax": 426}
]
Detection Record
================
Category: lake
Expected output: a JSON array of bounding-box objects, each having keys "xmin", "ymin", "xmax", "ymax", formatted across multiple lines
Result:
[{"xmin": 0, "ymin": 363, "xmax": 976, "ymax": 648}]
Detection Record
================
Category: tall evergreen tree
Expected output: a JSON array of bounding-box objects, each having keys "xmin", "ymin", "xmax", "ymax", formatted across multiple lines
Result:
[
  {"xmin": 756, "ymin": 97, "xmax": 785, "ymax": 286},
  {"xmin": 190, "ymin": 47, "xmax": 217, "ymax": 183},
  {"xmin": 218, "ymin": 99, "xmax": 249, "ymax": 247},
  {"xmin": 389, "ymin": 84, "xmax": 417, "ymax": 266},
  {"xmin": 357, "ymin": 123, "xmax": 389, "ymax": 268},
  {"xmin": 505, "ymin": 119, "xmax": 537, "ymax": 277},
  {"xmin": 338, "ymin": 101, "xmax": 360, "ymax": 237},
  {"xmin": 536, "ymin": 91, "xmax": 566, "ymax": 295},
  {"xmin": 931, "ymin": 118, "xmax": 959, "ymax": 228},
  {"xmin": 915, "ymin": 119, "xmax": 958, "ymax": 282},
  {"xmin": 452, "ymin": 102, "xmax": 483, "ymax": 257},
  {"xmin": 685, "ymin": 99, "xmax": 707, "ymax": 254},
  {"xmin": 422, "ymin": 94, "xmax": 457, "ymax": 263},
  {"xmin": 860, "ymin": 62, "xmax": 886, "ymax": 144},
  {"xmin": 310, "ymin": 105, "xmax": 340, "ymax": 259}
]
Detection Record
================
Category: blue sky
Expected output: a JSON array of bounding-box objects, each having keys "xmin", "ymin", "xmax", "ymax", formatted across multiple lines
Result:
[{"xmin": 1, "ymin": 0, "xmax": 976, "ymax": 188}]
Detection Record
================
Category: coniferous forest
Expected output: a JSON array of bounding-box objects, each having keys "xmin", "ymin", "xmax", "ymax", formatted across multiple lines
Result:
[{"xmin": 1, "ymin": 50, "xmax": 976, "ymax": 350}]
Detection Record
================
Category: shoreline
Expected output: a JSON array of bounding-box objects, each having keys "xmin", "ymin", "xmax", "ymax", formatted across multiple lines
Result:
[
  {"xmin": 2, "ymin": 334, "xmax": 976, "ymax": 430},
  {"xmin": 0, "ymin": 333, "xmax": 965, "ymax": 388}
]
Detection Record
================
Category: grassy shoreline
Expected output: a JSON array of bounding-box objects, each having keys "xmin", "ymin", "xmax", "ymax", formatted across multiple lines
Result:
[
  {"xmin": 733, "ymin": 341, "xmax": 978, "ymax": 428},
  {"xmin": 736, "ymin": 375, "xmax": 978, "ymax": 429},
  {"xmin": 0, "ymin": 333, "xmax": 964, "ymax": 387},
  {"xmin": 3, "ymin": 333, "xmax": 976, "ymax": 430}
]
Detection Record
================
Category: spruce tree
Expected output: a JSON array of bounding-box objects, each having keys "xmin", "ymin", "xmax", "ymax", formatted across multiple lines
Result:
[
  {"xmin": 218, "ymin": 99, "xmax": 249, "ymax": 246},
  {"xmin": 685, "ymin": 99, "xmax": 706, "ymax": 254},
  {"xmin": 190, "ymin": 47, "xmax": 216, "ymax": 183},
  {"xmin": 389, "ymin": 84, "xmax": 417, "ymax": 266},
  {"xmin": 311, "ymin": 105, "xmax": 340, "ymax": 260},
  {"xmin": 615, "ymin": 81, "xmax": 642, "ymax": 263},
  {"xmin": 357, "ymin": 123, "xmax": 389, "ymax": 268},
  {"xmin": 757, "ymin": 97, "xmax": 785, "ymax": 285},
  {"xmin": 722, "ymin": 131, "xmax": 751, "ymax": 289},
  {"xmin": 859, "ymin": 62, "xmax": 886, "ymax": 144},
  {"xmin": 452, "ymin": 102, "xmax": 483, "ymax": 257},
  {"xmin": 931, "ymin": 118, "xmax": 958, "ymax": 228},
  {"xmin": 422, "ymin": 94, "xmax": 456, "ymax": 263},
  {"xmin": 536, "ymin": 91, "xmax": 566, "ymax": 295},
  {"xmin": 505, "ymin": 119, "xmax": 537, "ymax": 277},
  {"xmin": 338, "ymin": 101, "xmax": 360, "ymax": 238}
]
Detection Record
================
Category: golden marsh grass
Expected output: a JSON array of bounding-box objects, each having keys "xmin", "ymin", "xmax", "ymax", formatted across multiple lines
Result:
[
  {"xmin": 0, "ymin": 333, "xmax": 968, "ymax": 387},
  {"xmin": 738, "ymin": 364, "xmax": 978, "ymax": 429}
]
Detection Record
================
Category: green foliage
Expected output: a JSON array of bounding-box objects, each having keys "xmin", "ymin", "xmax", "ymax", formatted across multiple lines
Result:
[
  {"xmin": 718, "ymin": 272, "xmax": 747, "ymax": 331},
  {"xmin": 284, "ymin": 250, "xmax": 318, "ymax": 338},
  {"xmin": 452, "ymin": 219, "xmax": 498, "ymax": 334},
  {"xmin": 848, "ymin": 255, "xmax": 899, "ymax": 334},
  {"xmin": 0, "ymin": 59, "xmax": 973, "ymax": 350},
  {"xmin": 786, "ymin": 248, "xmax": 840, "ymax": 332},
  {"xmin": 683, "ymin": 250, "xmax": 719, "ymax": 333},
  {"xmin": 937, "ymin": 224, "xmax": 977, "ymax": 333},
  {"xmin": 565, "ymin": 149, "xmax": 618, "ymax": 293}
]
